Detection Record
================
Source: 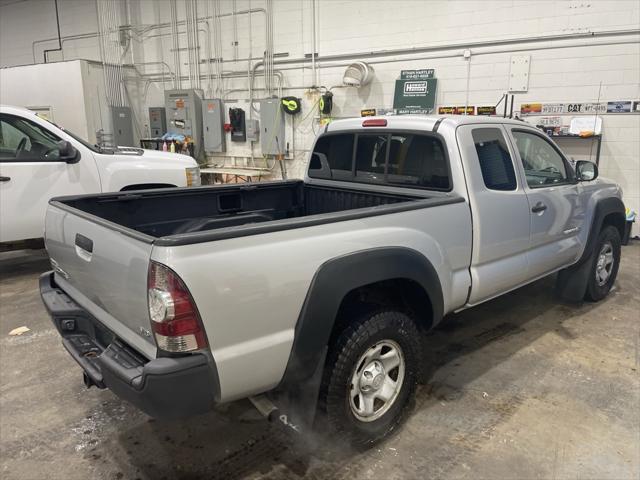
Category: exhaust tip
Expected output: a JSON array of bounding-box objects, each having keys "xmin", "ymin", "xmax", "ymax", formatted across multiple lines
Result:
[{"xmin": 83, "ymin": 372, "xmax": 95, "ymax": 389}]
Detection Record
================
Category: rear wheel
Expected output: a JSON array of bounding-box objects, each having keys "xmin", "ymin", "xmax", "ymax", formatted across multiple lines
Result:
[
  {"xmin": 585, "ymin": 225, "xmax": 621, "ymax": 301},
  {"xmin": 321, "ymin": 310, "xmax": 421, "ymax": 446}
]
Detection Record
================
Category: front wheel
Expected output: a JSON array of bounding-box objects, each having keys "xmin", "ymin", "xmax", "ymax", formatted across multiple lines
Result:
[
  {"xmin": 585, "ymin": 225, "xmax": 621, "ymax": 301},
  {"xmin": 321, "ymin": 310, "xmax": 421, "ymax": 446}
]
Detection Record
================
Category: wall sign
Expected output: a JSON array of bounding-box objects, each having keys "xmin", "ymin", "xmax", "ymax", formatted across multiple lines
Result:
[
  {"xmin": 394, "ymin": 70, "xmax": 437, "ymax": 114},
  {"xmin": 360, "ymin": 108, "xmax": 376, "ymax": 117},
  {"xmin": 538, "ymin": 116, "xmax": 562, "ymax": 127},
  {"xmin": 606, "ymin": 101, "xmax": 632, "ymax": 113},
  {"xmin": 455, "ymin": 106, "xmax": 475, "ymax": 115},
  {"xmin": 400, "ymin": 69, "xmax": 435, "ymax": 80},
  {"xmin": 438, "ymin": 106, "xmax": 476, "ymax": 115},
  {"xmin": 477, "ymin": 106, "xmax": 497, "ymax": 116},
  {"xmin": 521, "ymin": 103, "xmax": 542, "ymax": 114},
  {"xmin": 521, "ymin": 102, "xmax": 612, "ymax": 115}
]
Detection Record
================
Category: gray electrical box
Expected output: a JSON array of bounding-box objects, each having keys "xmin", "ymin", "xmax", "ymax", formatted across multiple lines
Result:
[
  {"xmin": 246, "ymin": 118, "xmax": 260, "ymax": 142},
  {"xmin": 202, "ymin": 99, "xmax": 226, "ymax": 153},
  {"xmin": 164, "ymin": 88, "xmax": 203, "ymax": 147},
  {"xmin": 148, "ymin": 107, "xmax": 167, "ymax": 137},
  {"xmin": 260, "ymin": 98, "xmax": 285, "ymax": 155},
  {"xmin": 110, "ymin": 106, "xmax": 134, "ymax": 147}
]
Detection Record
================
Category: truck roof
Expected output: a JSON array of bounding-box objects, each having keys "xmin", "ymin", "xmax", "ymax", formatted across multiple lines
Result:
[
  {"xmin": 325, "ymin": 114, "xmax": 530, "ymax": 133},
  {"xmin": 0, "ymin": 105, "xmax": 38, "ymax": 116}
]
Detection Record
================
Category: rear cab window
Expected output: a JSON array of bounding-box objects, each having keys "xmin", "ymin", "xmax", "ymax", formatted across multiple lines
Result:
[{"xmin": 309, "ymin": 130, "xmax": 451, "ymax": 191}]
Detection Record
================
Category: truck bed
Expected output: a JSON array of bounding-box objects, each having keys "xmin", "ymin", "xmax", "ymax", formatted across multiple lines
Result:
[{"xmin": 51, "ymin": 180, "xmax": 444, "ymax": 245}]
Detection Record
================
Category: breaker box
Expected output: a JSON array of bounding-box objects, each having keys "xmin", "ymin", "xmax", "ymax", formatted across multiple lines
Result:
[
  {"xmin": 110, "ymin": 106, "xmax": 134, "ymax": 147},
  {"xmin": 202, "ymin": 99, "xmax": 226, "ymax": 152},
  {"xmin": 246, "ymin": 118, "xmax": 259, "ymax": 142},
  {"xmin": 148, "ymin": 107, "xmax": 167, "ymax": 137},
  {"xmin": 260, "ymin": 98, "xmax": 285, "ymax": 155},
  {"xmin": 164, "ymin": 89, "xmax": 203, "ymax": 146}
]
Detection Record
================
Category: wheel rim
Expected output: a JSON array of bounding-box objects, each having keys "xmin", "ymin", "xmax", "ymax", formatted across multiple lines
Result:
[
  {"xmin": 595, "ymin": 241, "xmax": 615, "ymax": 286},
  {"xmin": 349, "ymin": 339, "xmax": 405, "ymax": 423}
]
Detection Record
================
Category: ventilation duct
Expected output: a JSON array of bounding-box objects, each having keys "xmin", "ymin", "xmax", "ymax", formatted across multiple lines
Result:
[{"xmin": 342, "ymin": 61, "xmax": 374, "ymax": 87}]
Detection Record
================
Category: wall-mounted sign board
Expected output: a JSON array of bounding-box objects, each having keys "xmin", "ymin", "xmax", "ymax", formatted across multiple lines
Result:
[
  {"xmin": 477, "ymin": 106, "xmax": 497, "ymax": 116},
  {"xmin": 394, "ymin": 78, "xmax": 437, "ymax": 114},
  {"xmin": 519, "ymin": 101, "xmax": 640, "ymax": 115},
  {"xmin": 400, "ymin": 69, "xmax": 435, "ymax": 80}
]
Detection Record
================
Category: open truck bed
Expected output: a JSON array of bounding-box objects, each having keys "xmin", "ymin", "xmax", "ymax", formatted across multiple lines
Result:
[{"xmin": 50, "ymin": 180, "xmax": 445, "ymax": 245}]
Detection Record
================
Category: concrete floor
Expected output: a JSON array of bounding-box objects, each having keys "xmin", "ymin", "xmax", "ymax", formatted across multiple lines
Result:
[{"xmin": 1, "ymin": 245, "xmax": 639, "ymax": 480}]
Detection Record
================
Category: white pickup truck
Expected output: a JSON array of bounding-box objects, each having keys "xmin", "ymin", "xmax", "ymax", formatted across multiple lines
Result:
[
  {"xmin": 40, "ymin": 115, "xmax": 625, "ymax": 446},
  {"xmin": 0, "ymin": 105, "xmax": 200, "ymax": 248}
]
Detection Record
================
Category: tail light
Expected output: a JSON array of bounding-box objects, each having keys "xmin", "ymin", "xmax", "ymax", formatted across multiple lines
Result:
[{"xmin": 147, "ymin": 261, "xmax": 208, "ymax": 353}]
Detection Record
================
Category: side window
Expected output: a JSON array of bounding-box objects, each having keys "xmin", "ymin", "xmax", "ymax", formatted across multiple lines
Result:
[
  {"xmin": 309, "ymin": 134, "xmax": 354, "ymax": 181},
  {"xmin": 387, "ymin": 134, "xmax": 450, "ymax": 190},
  {"xmin": 0, "ymin": 114, "xmax": 61, "ymax": 162},
  {"xmin": 355, "ymin": 134, "xmax": 388, "ymax": 183},
  {"xmin": 512, "ymin": 131, "xmax": 568, "ymax": 187},
  {"xmin": 472, "ymin": 128, "xmax": 517, "ymax": 191}
]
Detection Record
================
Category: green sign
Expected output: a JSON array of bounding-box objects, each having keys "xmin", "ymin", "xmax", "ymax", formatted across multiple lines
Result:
[
  {"xmin": 393, "ymin": 78, "xmax": 437, "ymax": 114},
  {"xmin": 400, "ymin": 69, "xmax": 435, "ymax": 80}
]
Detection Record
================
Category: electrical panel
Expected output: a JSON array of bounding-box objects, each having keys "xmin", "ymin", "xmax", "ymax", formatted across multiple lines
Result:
[
  {"xmin": 202, "ymin": 99, "xmax": 226, "ymax": 152},
  {"xmin": 164, "ymin": 89, "xmax": 203, "ymax": 144},
  {"xmin": 229, "ymin": 108, "xmax": 246, "ymax": 142},
  {"xmin": 148, "ymin": 107, "xmax": 167, "ymax": 137},
  {"xmin": 110, "ymin": 106, "xmax": 134, "ymax": 147},
  {"xmin": 260, "ymin": 98, "xmax": 285, "ymax": 155},
  {"xmin": 246, "ymin": 119, "xmax": 259, "ymax": 142}
]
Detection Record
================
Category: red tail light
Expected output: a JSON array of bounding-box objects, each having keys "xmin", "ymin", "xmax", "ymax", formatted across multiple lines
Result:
[
  {"xmin": 147, "ymin": 261, "xmax": 208, "ymax": 353},
  {"xmin": 362, "ymin": 119, "xmax": 387, "ymax": 127}
]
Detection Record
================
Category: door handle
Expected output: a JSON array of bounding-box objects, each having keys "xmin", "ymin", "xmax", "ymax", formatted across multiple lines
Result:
[
  {"xmin": 531, "ymin": 202, "xmax": 547, "ymax": 213},
  {"xmin": 74, "ymin": 233, "xmax": 93, "ymax": 262},
  {"xmin": 0, "ymin": 176, "xmax": 10, "ymax": 182}
]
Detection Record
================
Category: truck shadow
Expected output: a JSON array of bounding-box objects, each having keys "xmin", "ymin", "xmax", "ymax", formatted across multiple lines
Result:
[{"xmin": 113, "ymin": 272, "xmax": 610, "ymax": 480}]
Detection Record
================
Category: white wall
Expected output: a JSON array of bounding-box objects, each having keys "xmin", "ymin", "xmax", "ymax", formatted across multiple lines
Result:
[
  {"xmin": 0, "ymin": 60, "xmax": 90, "ymax": 139},
  {"xmin": 1, "ymin": 0, "xmax": 639, "ymax": 228}
]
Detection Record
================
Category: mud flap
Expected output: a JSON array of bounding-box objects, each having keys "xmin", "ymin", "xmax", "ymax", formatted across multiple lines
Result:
[
  {"xmin": 250, "ymin": 347, "xmax": 327, "ymax": 435},
  {"xmin": 555, "ymin": 250, "xmax": 594, "ymax": 302}
]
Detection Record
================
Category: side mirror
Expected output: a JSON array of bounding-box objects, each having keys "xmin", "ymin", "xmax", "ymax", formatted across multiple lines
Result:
[
  {"xmin": 58, "ymin": 140, "xmax": 79, "ymax": 164},
  {"xmin": 575, "ymin": 160, "xmax": 598, "ymax": 182}
]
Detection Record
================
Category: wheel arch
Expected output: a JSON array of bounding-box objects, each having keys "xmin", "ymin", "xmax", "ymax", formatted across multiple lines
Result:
[
  {"xmin": 556, "ymin": 195, "xmax": 625, "ymax": 302},
  {"xmin": 279, "ymin": 247, "xmax": 443, "ymax": 387}
]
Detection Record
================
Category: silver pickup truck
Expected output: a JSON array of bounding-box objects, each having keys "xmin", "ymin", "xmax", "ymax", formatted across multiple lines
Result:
[{"xmin": 40, "ymin": 115, "xmax": 625, "ymax": 446}]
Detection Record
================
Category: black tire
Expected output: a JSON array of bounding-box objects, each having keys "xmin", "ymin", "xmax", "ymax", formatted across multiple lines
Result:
[
  {"xmin": 585, "ymin": 225, "xmax": 621, "ymax": 302},
  {"xmin": 321, "ymin": 310, "xmax": 421, "ymax": 447}
]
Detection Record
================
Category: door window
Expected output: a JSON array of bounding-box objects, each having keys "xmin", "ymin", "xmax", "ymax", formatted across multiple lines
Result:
[
  {"xmin": 472, "ymin": 128, "xmax": 517, "ymax": 191},
  {"xmin": 0, "ymin": 114, "xmax": 61, "ymax": 162},
  {"xmin": 512, "ymin": 130, "xmax": 569, "ymax": 187}
]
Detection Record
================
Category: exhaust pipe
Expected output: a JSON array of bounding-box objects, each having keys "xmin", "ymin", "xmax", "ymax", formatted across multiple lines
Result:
[
  {"xmin": 83, "ymin": 372, "xmax": 95, "ymax": 389},
  {"xmin": 249, "ymin": 394, "xmax": 302, "ymax": 434}
]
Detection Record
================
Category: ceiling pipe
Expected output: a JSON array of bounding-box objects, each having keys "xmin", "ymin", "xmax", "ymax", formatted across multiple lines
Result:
[
  {"xmin": 43, "ymin": 0, "xmax": 62, "ymax": 63},
  {"xmin": 32, "ymin": 8, "xmax": 266, "ymax": 64}
]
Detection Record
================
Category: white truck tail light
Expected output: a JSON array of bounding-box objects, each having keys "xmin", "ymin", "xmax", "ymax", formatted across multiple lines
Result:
[{"xmin": 147, "ymin": 261, "xmax": 207, "ymax": 353}]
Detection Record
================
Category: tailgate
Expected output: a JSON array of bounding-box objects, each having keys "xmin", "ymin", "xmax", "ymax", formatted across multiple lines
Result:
[{"xmin": 44, "ymin": 203, "xmax": 156, "ymax": 358}]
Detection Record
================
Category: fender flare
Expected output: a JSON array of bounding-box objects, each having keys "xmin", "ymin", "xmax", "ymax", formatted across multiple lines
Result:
[
  {"xmin": 579, "ymin": 196, "xmax": 625, "ymax": 264},
  {"xmin": 556, "ymin": 196, "xmax": 625, "ymax": 302},
  {"xmin": 279, "ymin": 247, "xmax": 443, "ymax": 386}
]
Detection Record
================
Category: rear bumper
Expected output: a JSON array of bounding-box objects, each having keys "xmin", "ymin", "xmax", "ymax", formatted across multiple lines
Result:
[{"xmin": 39, "ymin": 272, "xmax": 218, "ymax": 419}]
